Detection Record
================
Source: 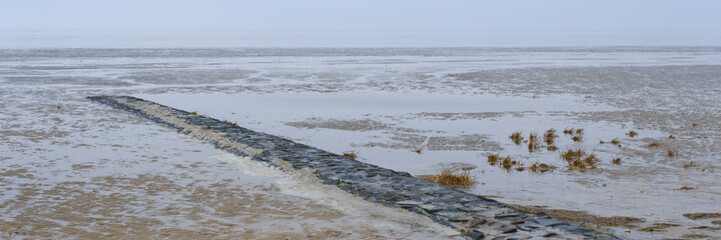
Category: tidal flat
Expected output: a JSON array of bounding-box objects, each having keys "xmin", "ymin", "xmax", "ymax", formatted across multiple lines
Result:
[{"xmin": 2, "ymin": 44, "xmax": 721, "ymax": 239}]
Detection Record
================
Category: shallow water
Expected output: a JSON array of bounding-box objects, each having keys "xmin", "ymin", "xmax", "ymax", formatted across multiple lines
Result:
[{"xmin": 2, "ymin": 32, "xmax": 721, "ymax": 239}]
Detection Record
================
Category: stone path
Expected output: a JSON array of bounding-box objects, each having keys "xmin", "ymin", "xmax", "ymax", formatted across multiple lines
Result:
[{"xmin": 88, "ymin": 95, "xmax": 618, "ymax": 240}]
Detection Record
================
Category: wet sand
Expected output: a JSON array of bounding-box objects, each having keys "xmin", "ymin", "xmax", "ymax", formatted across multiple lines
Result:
[{"xmin": 0, "ymin": 86, "xmax": 454, "ymax": 239}]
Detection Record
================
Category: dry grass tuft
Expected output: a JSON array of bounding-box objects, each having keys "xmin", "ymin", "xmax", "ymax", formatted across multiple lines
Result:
[
  {"xmin": 562, "ymin": 128, "xmax": 583, "ymax": 142},
  {"xmin": 626, "ymin": 131, "xmax": 638, "ymax": 137},
  {"xmin": 667, "ymin": 149, "xmax": 677, "ymax": 157},
  {"xmin": 413, "ymin": 147, "xmax": 423, "ymax": 155},
  {"xmin": 544, "ymin": 129, "xmax": 558, "ymax": 145},
  {"xmin": 488, "ymin": 154, "xmax": 524, "ymax": 172},
  {"xmin": 222, "ymin": 120, "xmax": 238, "ymax": 126},
  {"xmin": 528, "ymin": 162, "xmax": 557, "ymax": 173},
  {"xmin": 501, "ymin": 156, "xmax": 517, "ymax": 171},
  {"xmin": 509, "ymin": 132, "xmax": 523, "ymax": 145},
  {"xmin": 582, "ymin": 154, "xmax": 600, "ymax": 168},
  {"xmin": 527, "ymin": 132, "xmax": 540, "ymax": 152},
  {"xmin": 611, "ymin": 158, "xmax": 622, "ymax": 165},
  {"xmin": 560, "ymin": 149, "xmax": 585, "ymax": 162},
  {"xmin": 342, "ymin": 152, "xmax": 358, "ymax": 159},
  {"xmin": 646, "ymin": 142, "xmax": 661, "ymax": 148},
  {"xmin": 487, "ymin": 154, "xmax": 500, "ymax": 166},
  {"xmin": 560, "ymin": 149, "xmax": 598, "ymax": 171},
  {"xmin": 422, "ymin": 170, "xmax": 476, "ymax": 188}
]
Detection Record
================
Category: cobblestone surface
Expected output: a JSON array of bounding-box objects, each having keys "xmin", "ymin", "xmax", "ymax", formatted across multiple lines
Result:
[{"xmin": 89, "ymin": 95, "xmax": 619, "ymax": 239}]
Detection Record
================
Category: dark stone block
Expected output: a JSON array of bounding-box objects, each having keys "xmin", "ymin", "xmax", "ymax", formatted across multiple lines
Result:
[
  {"xmin": 502, "ymin": 226, "xmax": 518, "ymax": 234},
  {"xmin": 495, "ymin": 213, "xmax": 521, "ymax": 219},
  {"xmin": 464, "ymin": 230, "xmax": 485, "ymax": 240}
]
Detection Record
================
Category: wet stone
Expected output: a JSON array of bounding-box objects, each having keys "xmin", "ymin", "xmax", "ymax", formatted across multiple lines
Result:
[
  {"xmin": 464, "ymin": 230, "xmax": 485, "ymax": 240},
  {"xmin": 436, "ymin": 210, "xmax": 464, "ymax": 218},
  {"xmin": 495, "ymin": 213, "xmax": 521, "ymax": 219},
  {"xmin": 502, "ymin": 226, "xmax": 518, "ymax": 234},
  {"xmin": 419, "ymin": 204, "xmax": 446, "ymax": 212},
  {"xmin": 449, "ymin": 215, "xmax": 475, "ymax": 222},
  {"xmin": 395, "ymin": 200, "xmax": 426, "ymax": 207},
  {"xmin": 533, "ymin": 218, "xmax": 565, "ymax": 227},
  {"xmin": 515, "ymin": 223, "xmax": 540, "ymax": 231}
]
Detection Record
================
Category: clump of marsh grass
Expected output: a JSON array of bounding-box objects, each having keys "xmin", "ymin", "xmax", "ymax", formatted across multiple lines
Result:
[
  {"xmin": 501, "ymin": 156, "xmax": 518, "ymax": 171},
  {"xmin": 509, "ymin": 132, "xmax": 523, "ymax": 145},
  {"xmin": 422, "ymin": 170, "xmax": 476, "ymax": 188},
  {"xmin": 563, "ymin": 128, "xmax": 583, "ymax": 142},
  {"xmin": 487, "ymin": 154, "xmax": 520, "ymax": 172},
  {"xmin": 560, "ymin": 149, "xmax": 598, "ymax": 171},
  {"xmin": 626, "ymin": 131, "xmax": 638, "ymax": 137},
  {"xmin": 222, "ymin": 120, "xmax": 238, "ymax": 126},
  {"xmin": 560, "ymin": 149, "xmax": 585, "ymax": 162},
  {"xmin": 528, "ymin": 132, "xmax": 540, "ymax": 152},
  {"xmin": 582, "ymin": 154, "xmax": 600, "ymax": 168},
  {"xmin": 487, "ymin": 154, "xmax": 500, "ymax": 166},
  {"xmin": 667, "ymin": 149, "xmax": 677, "ymax": 157},
  {"xmin": 342, "ymin": 151, "xmax": 358, "ymax": 159},
  {"xmin": 563, "ymin": 128, "xmax": 583, "ymax": 135},
  {"xmin": 528, "ymin": 162, "xmax": 557, "ymax": 173},
  {"xmin": 543, "ymin": 129, "xmax": 558, "ymax": 146}
]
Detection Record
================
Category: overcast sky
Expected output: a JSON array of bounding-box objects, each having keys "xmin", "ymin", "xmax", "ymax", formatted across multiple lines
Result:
[{"xmin": 1, "ymin": 0, "xmax": 720, "ymax": 31}]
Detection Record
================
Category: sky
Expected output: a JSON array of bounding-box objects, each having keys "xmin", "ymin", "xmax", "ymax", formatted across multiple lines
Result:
[{"xmin": 1, "ymin": 0, "xmax": 720, "ymax": 32}]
